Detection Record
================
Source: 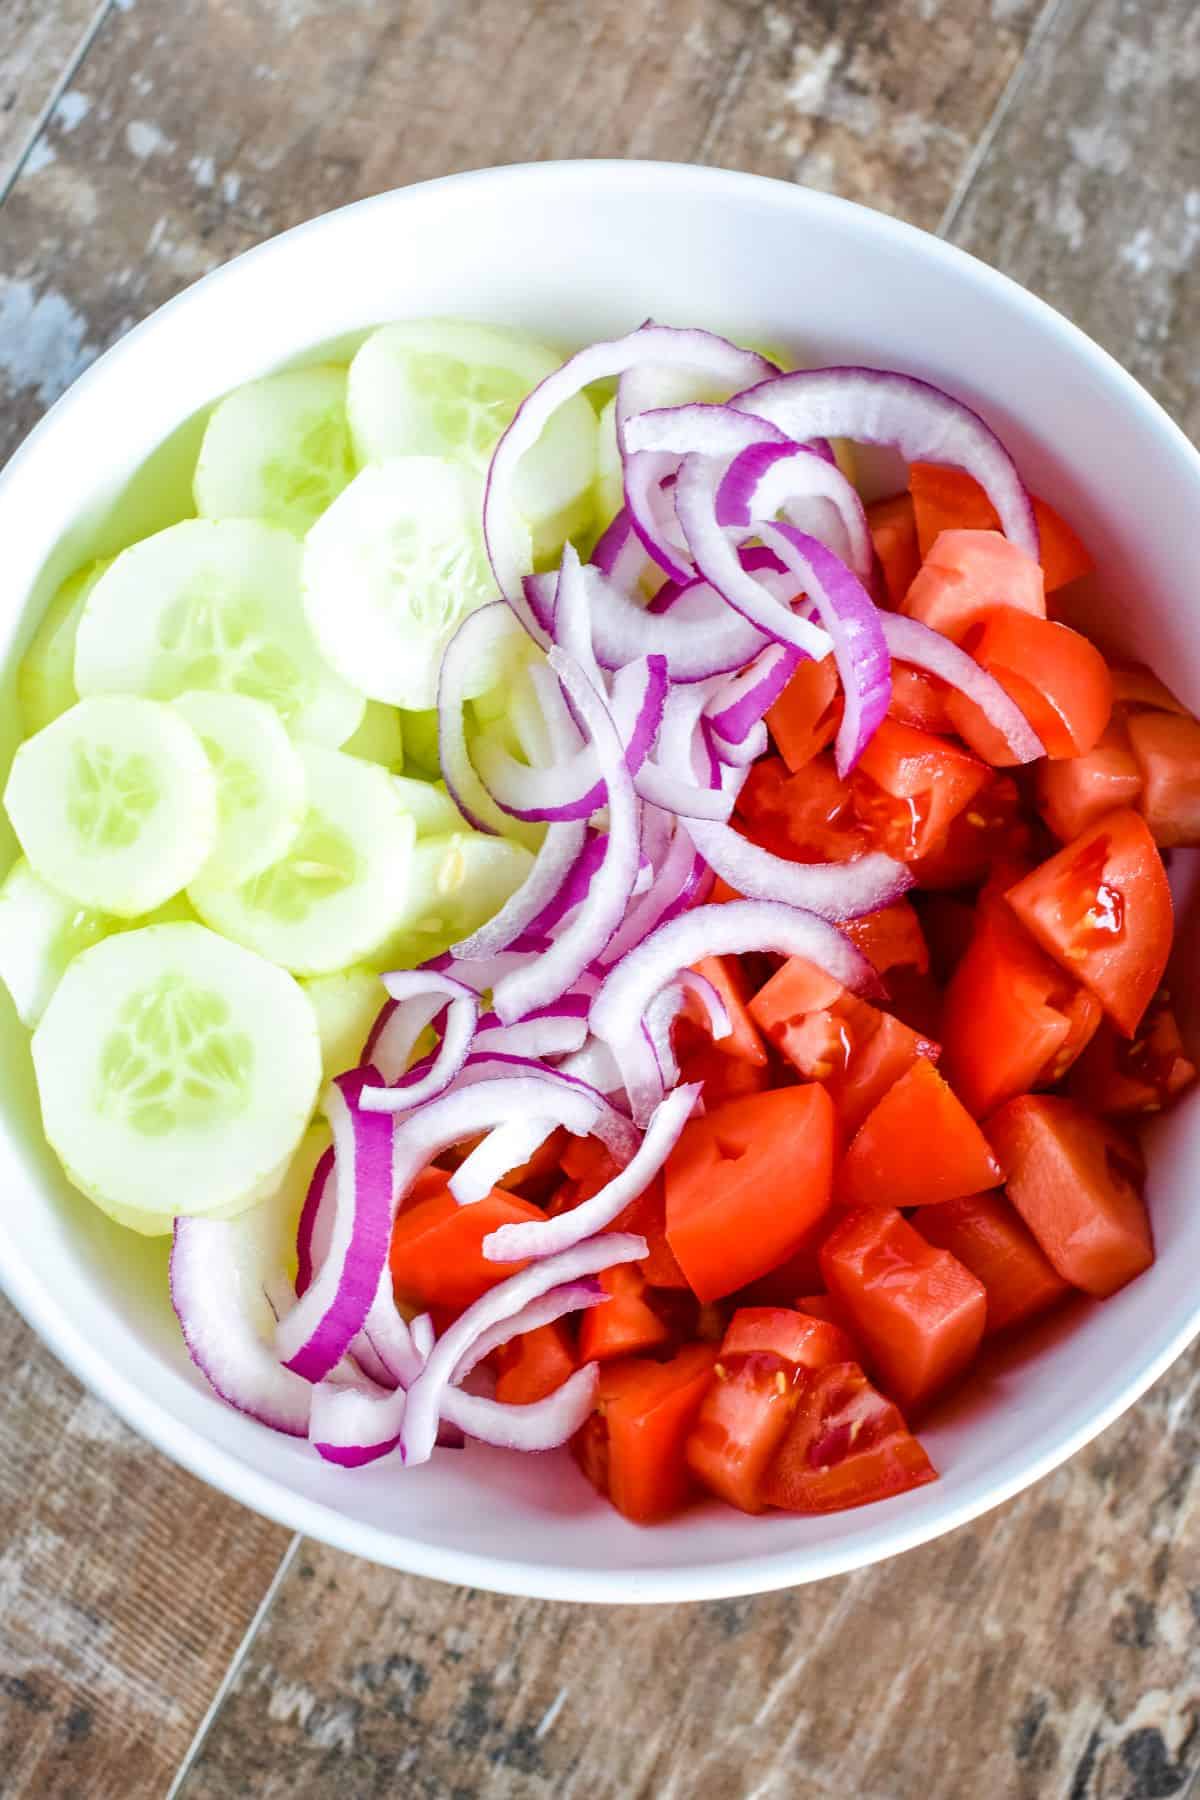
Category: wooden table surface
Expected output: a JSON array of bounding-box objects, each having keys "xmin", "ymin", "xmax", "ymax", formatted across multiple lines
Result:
[{"xmin": 2, "ymin": 3, "xmax": 1199, "ymax": 1795}]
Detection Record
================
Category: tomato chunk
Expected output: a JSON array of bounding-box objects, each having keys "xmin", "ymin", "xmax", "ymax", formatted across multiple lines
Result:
[
  {"xmin": 913, "ymin": 1192, "xmax": 1071, "ymax": 1335},
  {"xmin": 820, "ymin": 1208, "xmax": 987, "ymax": 1412},
  {"xmin": 1068, "ymin": 993, "xmax": 1197, "ymax": 1119},
  {"xmin": 766, "ymin": 655, "xmax": 841, "ymax": 773},
  {"xmin": 838, "ymin": 1057, "xmax": 1002, "ymax": 1210},
  {"xmin": 887, "ymin": 663, "xmax": 956, "ymax": 734},
  {"xmin": 909, "ymin": 771, "xmax": 1034, "ymax": 890},
  {"xmin": 688, "ymin": 954, "xmax": 767, "ymax": 1065},
  {"xmin": 494, "ymin": 1321, "xmax": 578, "ymax": 1406},
  {"xmin": 909, "ymin": 463, "xmax": 1092, "ymax": 592},
  {"xmin": 685, "ymin": 1307, "xmax": 856, "ymax": 1512},
  {"xmin": 986, "ymin": 1095, "xmax": 1153, "ymax": 1297},
  {"xmin": 675, "ymin": 1032, "xmax": 773, "ymax": 1107},
  {"xmin": 1125, "ymin": 709, "xmax": 1200, "ymax": 847},
  {"xmin": 389, "ymin": 1185, "xmax": 544, "ymax": 1311},
  {"xmin": 607, "ymin": 1174, "xmax": 691, "ymax": 1290},
  {"xmin": 1109, "ymin": 663, "xmax": 1190, "ymax": 716},
  {"xmin": 901, "ymin": 529, "xmax": 1045, "ymax": 643},
  {"xmin": 1004, "ymin": 809, "xmax": 1173, "ymax": 1036},
  {"xmin": 763, "ymin": 1362, "xmax": 938, "ymax": 1512},
  {"xmin": 748, "ymin": 954, "xmax": 845, "ymax": 1029},
  {"xmin": 573, "ymin": 1344, "xmax": 718, "ymax": 1523},
  {"xmin": 947, "ymin": 610, "xmax": 1113, "ymax": 763},
  {"xmin": 1036, "ymin": 716, "xmax": 1142, "ymax": 844},
  {"xmin": 867, "ymin": 492, "xmax": 922, "ymax": 607},
  {"xmin": 843, "ymin": 898, "xmax": 929, "ymax": 979},
  {"xmin": 665, "ymin": 1086, "xmax": 835, "ymax": 1301},
  {"xmin": 578, "ymin": 1264, "xmax": 672, "ymax": 1361},
  {"xmin": 851, "ymin": 719, "xmax": 989, "ymax": 862},
  {"xmin": 940, "ymin": 900, "xmax": 1101, "ymax": 1116},
  {"xmin": 795, "ymin": 1293, "xmax": 857, "ymax": 1335},
  {"xmin": 736, "ymin": 752, "xmax": 870, "ymax": 864}
]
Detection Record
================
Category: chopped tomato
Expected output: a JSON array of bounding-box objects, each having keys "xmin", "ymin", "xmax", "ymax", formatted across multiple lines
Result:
[
  {"xmin": 494, "ymin": 1321, "xmax": 577, "ymax": 1405},
  {"xmin": 867, "ymin": 492, "xmax": 921, "ymax": 606},
  {"xmin": 820, "ymin": 1207, "xmax": 987, "ymax": 1412},
  {"xmin": 901, "ymin": 529, "xmax": 1045, "ymax": 643},
  {"xmin": 608, "ymin": 1174, "xmax": 692, "ymax": 1289},
  {"xmin": 838, "ymin": 1057, "xmax": 1002, "ymax": 1210},
  {"xmin": 851, "ymin": 719, "xmax": 989, "ymax": 862},
  {"xmin": 766, "ymin": 656, "xmax": 841, "ymax": 773},
  {"xmin": 947, "ymin": 610, "xmax": 1113, "ymax": 763},
  {"xmin": 763, "ymin": 1361, "xmax": 938, "ymax": 1512},
  {"xmin": 940, "ymin": 899, "xmax": 1102, "ymax": 1116},
  {"xmin": 843, "ymin": 898, "xmax": 930, "ymax": 979},
  {"xmin": 688, "ymin": 955, "xmax": 768, "ymax": 1065},
  {"xmin": 915, "ymin": 893, "xmax": 976, "ymax": 982},
  {"xmin": 913, "ymin": 1192, "xmax": 1071, "ymax": 1335},
  {"xmin": 559, "ymin": 1132, "xmax": 620, "ymax": 1196},
  {"xmin": 731, "ymin": 1223, "xmax": 833, "ymax": 1307},
  {"xmin": 1004, "ymin": 809, "xmax": 1173, "ymax": 1036},
  {"xmin": 389, "ymin": 1185, "xmax": 544, "ymax": 1312},
  {"xmin": 795, "ymin": 1292, "xmax": 856, "ymax": 1332},
  {"xmin": 665, "ymin": 1086, "xmax": 835, "ymax": 1301},
  {"xmin": 736, "ymin": 752, "xmax": 870, "ymax": 865},
  {"xmin": 675, "ymin": 1031, "xmax": 774, "ymax": 1106},
  {"xmin": 573, "ymin": 1344, "xmax": 718, "ymax": 1523},
  {"xmin": 1109, "ymin": 662, "xmax": 1190, "ymax": 716},
  {"xmin": 888, "ymin": 663, "xmax": 956, "ymax": 733},
  {"xmin": 494, "ymin": 1126, "xmax": 569, "ymax": 1203},
  {"xmin": 748, "ymin": 954, "xmax": 845, "ymax": 1029},
  {"xmin": 1125, "ymin": 709, "xmax": 1200, "ymax": 847},
  {"xmin": 685, "ymin": 1307, "xmax": 856, "ymax": 1512},
  {"xmin": 578, "ymin": 1264, "xmax": 672, "ymax": 1361},
  {"xmin": 987, "ymin": 1095, "xmax": 1153, "ymax": 1298},
  {"xmin": 1036, "ymin": 716, "xmax": 1143, "ymax": 843},
  {"xmin": 909, "ymin": 463, "xmax": 1092, "ymax": 592},
  {"xmin": 1068, "ymin": 993, "xmax": 1197, "ymax": 1119},
  {"xmin": 909, "ymin": 771, "xmax": 1035, "ymax": 890}
]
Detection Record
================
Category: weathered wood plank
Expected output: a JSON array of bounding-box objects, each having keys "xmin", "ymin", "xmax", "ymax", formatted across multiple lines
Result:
[
  {"xmin": 0, "ymin": 1297, "xmax": 293, "ymax": 1800},
  {"xmin": 177, "ymin": 1352, "xmax": 1200, "ymax": 1800},
  {"xmin": 0, "ymin": 0, "xmax": 1040, "ymax": 466},
  {"xmin": 0, "ymin": 0, "xmax": 102, "ymax": 197}
]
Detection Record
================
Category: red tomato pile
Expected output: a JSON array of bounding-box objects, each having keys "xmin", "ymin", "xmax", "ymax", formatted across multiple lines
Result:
[{"xmin": 387, "ymin": 466, "xmax": 1199, "ymax": 1526}]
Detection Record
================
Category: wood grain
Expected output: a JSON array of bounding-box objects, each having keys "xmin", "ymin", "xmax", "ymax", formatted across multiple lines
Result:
[
  {"xmin": 0, "ymin": 0, "xmax": 101, "ymax": 196},
  {"xmin": 0, "ymin": 0, "xmax": 1040, "ymax": 465},
  {"xmin": 0, "ymin": 1300, "xmax": 292, "ymax": 1800}
]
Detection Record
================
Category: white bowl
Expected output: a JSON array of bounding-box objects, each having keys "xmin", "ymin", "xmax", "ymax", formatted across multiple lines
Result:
[{"xmin": 3, "ymin": 161, "xmax": 1200, "ymax": 1604}]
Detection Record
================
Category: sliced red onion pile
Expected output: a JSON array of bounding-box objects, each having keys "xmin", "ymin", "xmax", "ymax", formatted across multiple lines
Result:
[{"xmin": 172, "ymin": 324, "xmax": 1045, "ymax": 1470}]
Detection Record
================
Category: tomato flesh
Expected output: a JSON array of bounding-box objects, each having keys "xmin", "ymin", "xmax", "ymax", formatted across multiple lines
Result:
[
  {"xmin": 494, "ymin": 1321, "xmax": 578, "ymax": 1406},
  {"xmin": 901, "ymin": 528, "xmax": 1045, "ymax": 643},
  {"xmin": 766, "ymin": 656, "xmax": 841, "ymax": 773},
  {"xmin": 1125, "ymin": 709, "xmax": 1200, "ymax": 847},
  {"xmin": 838, "ymin": 1056, "xmax": 1002, "ymax": 1210},
  {"xmin": 389, "ymin": 1185, "xmax": 544, "ymax": 1311},
  {"xmin": 1036, "ymin": 716, "xmax": 1142, "ymax": 844},
  {"xmin": 909, "ymin": 463, "xmax": 1092, "ymax": 592},
  {"xmin": 573, "ymin": 1344, "xmax": 718, "ymax": 1523},
  {"xmin": 736, "ymin": 752, "xmax": 870, "ymax": 865},
  {"xmin": 1069, "ymin": 994, "xmax": 1197, "ymax": 1119},
  {"xmin": 820, "ymin": 1207, "xmax": 987, "ymax": 1412},
  {"xmin": 762, "ymin": 1362, "xmax": 937, "ymax": 1513},
  {"xmin": 1004, "ymin": 809, "xmax": 1173, "ymax": 1036},
  {"xmin": 850, "ymin": 719, "xmax": 989, "ymax": 862},
  {"xmin": 986, "ymin": 1095, "xmax": 1153, "ymax": 1298},
  {"xmin": 688, "ymin": 954, "xmax": 768, "ymax": 1065},
  {"xmin": 947, "ymin": 609, "xmax": 1113, "ymax": 763},
  {"xmin": 867, "ymin": 492, "xmax": 922, "ymax": 607},
  {"xmin": 913, "ymin": 1191, "xmax": 1071, "ymax": 1335}
]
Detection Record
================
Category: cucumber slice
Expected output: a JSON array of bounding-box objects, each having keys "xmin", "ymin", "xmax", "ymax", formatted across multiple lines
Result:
[
  {"xmin": 341, "ymin": 701, "xmax": 404, "ymax": 771},
  {"xmin": 302, "ymin": 966, "xmax": 384, "ymax": 1082},
  {"xmin": 392, "ymin": 776, "xmax": 463, "ymax": 838},
  {"xmin": 74, "ymin": 518, "xmax": 364, "ymax": 746},
  {"xmin": 383, "ymin": 830, "xmax": 533, "ymax": 961},
  {"xmin": 399, "ymin": 708, "xmax": 441, "ymax": 780},
  {"xmin": 17, "ymin": 559, "xmax": 111, "ymax": 736},
  {"xmin": 594, "ymin": 396, "xmax": 623, "ymax": 533},
  {"xmin": 302, "ymin": 457, "xmax": 523, "ymax": 711},
  {"xmin": 5, "ymin": 697, "xmax": 218, "ymax": 917},
  {"xmin": 0, "ymin": 857, "xmax": 111, "ymax": 1027},
  {"xmin": 189, "ymin": 744, "xmax": 416, "ymax": 974},
  {"xmin": 346, "ymin": 319, "xmax": 597, "ymax": 532},
  {"xmin": 32, "ymin": 922, "xmax": 321, "ymax": 1220},
  {"xmin": 171, "ymin": 691, "xmax": 307, "ymax": 889},
  {"xmin": 193, "ymin": 365, "xmax": 355, "ymax": 537}
]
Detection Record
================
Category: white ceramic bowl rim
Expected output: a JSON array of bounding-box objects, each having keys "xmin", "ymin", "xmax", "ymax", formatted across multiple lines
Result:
[{"xmin": 3, "ymin": 160, "xmax": 1200, "ymax": 1603}]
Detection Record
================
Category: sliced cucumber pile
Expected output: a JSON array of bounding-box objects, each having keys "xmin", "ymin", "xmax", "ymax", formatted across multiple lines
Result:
[
  {"xmin": 194, "ymin": 364, "xmax": 355, "ymax": 537},
  {"xmin": 33, "ymin": 923, "xmax": 321, "ymax": 1222},
  {"xmin": 3, "ymin": 318, "xmax": 582, "ymax": 1237},
  {"xmin": 189, "ymin": 744, "xmax": 417, "ymax": 974},
  {"xmin": 5, "ymin": 697, "xmax": 218, "ymax": 917},
  {"xmin": 74, "ymin": 518, "xmax": 364, "ymax": 746}
]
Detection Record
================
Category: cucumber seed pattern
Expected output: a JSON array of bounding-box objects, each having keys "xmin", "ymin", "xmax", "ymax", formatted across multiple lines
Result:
[
  {"xmin": 240, "ymin": 809, "xmax": 359, "ymax": 923},
  {"xmin": 96, "ymin": 972, "xmax": 254, "ymax": 1136},
  {"xmin": 377, "ymin": 511, "xmax": 494, "ymax": 635},
  {"xmin": 156, "ymin": 576, "xmax": 311, "ymax": 721},
  {"xmin": 407, "ymin": 351, "xmax": 527, "ymax": 465},
  {"xmin": 259, "ymin": 409, "xmax": 355, "ymax": 534},
  {"xmin": 67, "ymin": 742, "xmax": 158, "ymax": 849}
]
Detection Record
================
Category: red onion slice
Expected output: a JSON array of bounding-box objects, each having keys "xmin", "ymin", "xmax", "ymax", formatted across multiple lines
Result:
[
  {"xmin": 590, "ymin": 899, "xmax": 878, "ymax": 1122},
  {"xmin": 274, "ymin": 1071, "xmax": 395, "ymax": 1384},
  {"xmin": 485, "ymin": 1082, "xmax": 701, "ymax": 1263},
  {"xmin": 706, "ymin": 643, "xmax": 801, "ymax": 745},
  {"xmin": 556, "ymin": 1037, "xmax": 624, "ymax": 1095},
  {"xmin": 624, "ymin": 450, "xmax": 693, "ymax": 582},
  {"xmin": 449, "ymin": 1115, "xmax": 562, "ymax": 1206},
  {"xmin": 685, "ymin": 807, "xmax": 911, "ymax": 922},
  {"xmin": 491, "ymin": 650, "xmax": 641, "ymax": 1025},
  {"xmin": 438, "ymin": 603, "xmax": 530, "ymax": 837},
  {"xmin": 441, "ymin": 1365, "xmax": 600, "ymax": 1451},
  {"xmin": 592, "ymin": 508, "xmax": 659, "ymax": 593},
  {"xmin": 673, "ymin": 455, "xmax": 833, "ymax": 659},
  {"xmin": 732, "ymin": 366, "xmax": 1040, "ymax": 560},
  {"xmin": 599, "ymin": 818, "xmax": 710, "ymax": 967},
  {"xmin": 452, "ymin": 819, "xmax": 588, "ymax": 960},
  {"xmin": 716, "ymin": 441, "xmax": 873, "ymax": 581},
  {"xmin": 571, "ymin": 564, "xmax": 766, "ymax": 684},
  {"xmin": 360, "ymin": 972, "xmax": 479, "ymax": 1112},
  {"xmin": 471, "ymin": 1010, "xmax": 589, "ymax": 1061},
  {"xmin": 880, "ymin": 613, "xmax": 1045, "ymax": 763},
  {"xmin": 294, "ymin": 1143, "xmax": 334, "ymax": 1301},
  {"xmin": 484, "ymin": 325, "xmax": 775, "ymax": 603},
  {"xmin": 755, "ymin": 521, "xmax": 892, "ymax": 776},
  {"xmin": 520, "ymin": 830, "xmax": 606, "ymax": 938},
  {"xmin": 450, "ymin": 1278, "xmax": 605, "ymax": 1381},
  {"xmin": 622, "ymin": 401, "xmax": 789, "ymax": 461},
  {"xmin": 449, "ymin": 1051, "xmax": 640, "ymax": 1162},
  {"xmin": 400, "ymin": 1233, "xmax": 648, "ymax": 1465}
]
